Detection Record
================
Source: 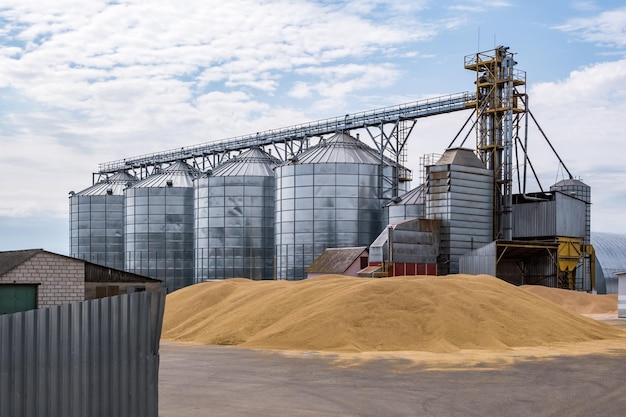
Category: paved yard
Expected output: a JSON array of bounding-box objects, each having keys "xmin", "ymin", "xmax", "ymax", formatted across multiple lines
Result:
[{"xmin": 159, "ymin": 338, "xmax": 626, "ymax": 417}]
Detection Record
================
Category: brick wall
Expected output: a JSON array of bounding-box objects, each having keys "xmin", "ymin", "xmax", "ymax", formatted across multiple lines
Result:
[{"xmin": 0, "ymin": 252, "xmax": 85, "ymax": 308}]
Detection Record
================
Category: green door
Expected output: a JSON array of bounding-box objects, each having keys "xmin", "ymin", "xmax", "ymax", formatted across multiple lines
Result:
[{"xmin": 0, "ymin": 284, "xmax": 38, "ymax": 315}]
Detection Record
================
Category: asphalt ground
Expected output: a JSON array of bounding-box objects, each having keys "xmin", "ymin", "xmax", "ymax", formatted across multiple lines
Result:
[{"xmin": 159, "ymin": 327, "xmax": 626, "ymax": 417}]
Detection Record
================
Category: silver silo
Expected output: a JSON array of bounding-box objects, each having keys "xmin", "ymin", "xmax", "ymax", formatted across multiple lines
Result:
[
  {"xmin": 551, "ymin": 178, "xmax": 592, "ymax": 290},
  {"xmin": 124, "ymin": 160, "xmax": 199, "ymax": 292},
  {"xmin": 274, "ymin": 131, "xmax": 404, "ymax": 280},
  {"xmin": 194, "ymin": 147, "xmax": 279, "ymax": 281},
  {"xmin": 69, "ymin": 170, "xmax": 137, "ymax": 269},
  {"xmin": 425, "ymin": 148, "xmax": 493, "ymax": 275},
  {"xmin": 384, "ymin": 184, "xmax": 425, "ymax": 225}
]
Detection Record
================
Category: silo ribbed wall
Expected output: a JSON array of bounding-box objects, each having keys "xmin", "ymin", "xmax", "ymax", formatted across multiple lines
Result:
[
  {"xmin": 195, "ymin": 175, "xmax": 275, "ymax": 280},
  {"xmin": 70, "ymin": 195, "xmax": 125, "ymax": 269},
  {"xmin": 275, "ymin": 133, "xmax": 392, "ymax": 280},
  {"xmin": 124, "ymin": 161, "xmax": 197, "ymax": 292},
  {"xmin": 125, "ymin": 187, "xmax": 194, "ymax": 291},
  {"xmin": 69, "ymin": 171, "xmax": 136, "ymax": 270},
  {"xmin": 385, "ymin": 185, "xmax": 425, "ymax": 225}
]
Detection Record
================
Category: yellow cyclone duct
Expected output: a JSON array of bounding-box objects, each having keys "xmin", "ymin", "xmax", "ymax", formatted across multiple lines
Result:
[
  {"xmin": 557, "ymin": 237, "xmax": 584, "ymax": 272},
  {"xmin": 557, "ymin": 237, "xmax": 588, "ymax": 290}
]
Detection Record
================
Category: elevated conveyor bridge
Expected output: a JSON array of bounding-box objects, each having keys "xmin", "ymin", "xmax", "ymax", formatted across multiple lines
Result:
[{"xmin": 96, "ymin": 91, "xmax": 475, "ymax": 184}]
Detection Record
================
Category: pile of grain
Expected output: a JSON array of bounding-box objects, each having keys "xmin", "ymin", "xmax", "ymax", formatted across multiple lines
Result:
[
  {"xmin": 161, "ymin": 274, "xmax": 624, "ymax": 353},
  {"xmin": 522, "ymin": 285, "xmax": 617, "ymax": 315}
]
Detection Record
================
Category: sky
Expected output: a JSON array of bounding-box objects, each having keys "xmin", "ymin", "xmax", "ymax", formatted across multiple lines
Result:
[{"xmin": 1, "ymin": 0, "xmax": 625, "ymax": 255}]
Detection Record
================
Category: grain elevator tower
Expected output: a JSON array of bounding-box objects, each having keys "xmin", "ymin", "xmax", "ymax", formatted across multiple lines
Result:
[{"xmin": 464, "ymin": 46, "xmax": 526, "ymax": 240}]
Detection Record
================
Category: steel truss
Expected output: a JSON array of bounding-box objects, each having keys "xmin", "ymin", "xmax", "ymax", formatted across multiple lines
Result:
[{"xmin": 95, "ymin": 92, "xmax": 476, "ymax": 196}]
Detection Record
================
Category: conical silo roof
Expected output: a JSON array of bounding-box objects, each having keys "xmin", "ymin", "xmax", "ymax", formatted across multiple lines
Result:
[
  {"xmin": 550, "ymin": 178, "xmax": 590, "ymax": 203},
  {"xmin": 211, "ymin": 147, "xmax": 280, "ymax": 177},
  {"xmin": 286, "ymin": 132, "xmax": 394, "ymax": 165},
  {"xmin": 132, "ymin": 160, "xmax": 200, "ymax": 188},
  {"xmin": 386, "ymin": 184, "xmax": 425, "ymax": 206},
  {"xmin": 551, "ymin": 178, "xmax": 589, "ymax": 188},
  {"xmin": 74, "ymin": 170, "xmax": 138, "ymax": 196},
  {"xmin": 435, "ymin": 148, "xmax": 485, "ymax": 168}
]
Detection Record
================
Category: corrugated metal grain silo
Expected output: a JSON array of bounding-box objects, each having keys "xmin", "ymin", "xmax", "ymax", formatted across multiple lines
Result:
[
  {"xmin": 384, "ymin": 184, "xmax": 425, "ymax": 225},
  {"xmin": 550, "ymin": 179, "xmax": 591, "ymax": 241},
  {"xmin": 550, "ymin": 178, "xmax": 592, "ymax": 290},
  {"xmin": 69, "ymin": 170, "xmax": 137, "ymax": 269},
  {"xmin": 194, "ymin": 147, "xmax": 279, "ymax": 280},
  {"xmin": 274, "ymin": 131, "xmax": 403, "ymax": 280},
  {"xmin": 124, "ymin": 160, "xmax": 199, "ymax": 292},
  {"xmin": 425, "ymin": 148, "xmax": 493, "ymax": 275}
]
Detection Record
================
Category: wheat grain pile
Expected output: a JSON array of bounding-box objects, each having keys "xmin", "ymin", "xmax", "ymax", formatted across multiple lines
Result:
[
  {"xmin": 521, "ymin": 285, "xmax": 617, "ymax": 315},
  {"xmin": 161, "ymin": 274, "xmax": 624, "ymax": 353}
]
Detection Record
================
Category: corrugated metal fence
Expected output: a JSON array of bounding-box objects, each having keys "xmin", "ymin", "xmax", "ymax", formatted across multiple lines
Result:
[{"xmin": 0, "ymin": 290, "xmax": 165, "ymax": 417}]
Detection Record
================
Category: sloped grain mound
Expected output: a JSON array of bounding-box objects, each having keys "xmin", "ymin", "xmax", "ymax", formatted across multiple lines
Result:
[
  {"xmin": 522, "ymin": 285, "xmax": 617, "ymax": 315},
  {"xmin": 162, "ymin": 274, "xmax": 624, "ymax": 353}
]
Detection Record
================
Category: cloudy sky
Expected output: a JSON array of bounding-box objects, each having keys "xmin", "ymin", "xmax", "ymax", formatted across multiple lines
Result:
[{"xmin": 1, "ymin": 0, "xmax": 625, "ymax": 254}]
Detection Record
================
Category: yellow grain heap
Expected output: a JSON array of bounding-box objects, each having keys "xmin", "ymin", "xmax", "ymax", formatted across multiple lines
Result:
[
  {"xmin": 522, "ymin": 285, "xmax": 617, "ymax": 315},
  {"xmin": 161, "ymin": 274, "xmax": 624, "ymax": 353}
]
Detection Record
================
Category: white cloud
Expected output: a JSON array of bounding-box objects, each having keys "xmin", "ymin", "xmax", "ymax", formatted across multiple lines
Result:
[
  {"xmin": 522, "ymin": 59, "xmax": 626, "ymax": 232},
  {"xmin": 530, "ymin": 59, "xmax": 626, "ymax": 169},
  {"xmin": 0, "ymin": 0, "xmax": 421, "ymax": 126},
  {"xmin": 1, "ymin": 0, "xmax": 626, "ymax": 251},
  {"xmin": 447, "ymin": 0, "xmax": 513, "ymax": 13},
  {"xmin": 571, "ymin": 1, "xmax": 600, "ymax": 12},
  {"xmin": 288, "ymin": 82, "xmax": 313, "ymax": 99},
  {"xmin": 289, "ymin": 63, "xmax": 402, "ymax": 110},
  {"xmin": 556, "ymin": 7, "xmax": 626, "ymax": 49}
]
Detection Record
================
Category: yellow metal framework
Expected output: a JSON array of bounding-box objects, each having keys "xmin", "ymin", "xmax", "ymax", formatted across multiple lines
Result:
[{"xmin": 465, "ymin": 47, "xmax": 527, "ymax": 240}]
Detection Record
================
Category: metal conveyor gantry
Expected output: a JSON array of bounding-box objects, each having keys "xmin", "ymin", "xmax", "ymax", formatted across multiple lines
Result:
[{"xmin": 96, "ymin": 91, "xmax": 476, "ymax": 184}]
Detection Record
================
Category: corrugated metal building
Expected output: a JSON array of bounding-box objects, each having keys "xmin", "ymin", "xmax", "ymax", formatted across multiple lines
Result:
[
  {"xmin": 512, "ymin": 191, "xmax": 586, "ymax": 239},
  {"xmin": 305, "ymin": 247, "xmax": 369, "ymax": 278},
  {"xmin": 425, "ymin": 148, "xmax": 493, "ymax": 274},
  {"xmin": 591, "ymin": 232, "xmax": 626, "ymax": 294},
  {"xmin": 459, "ymin": 241, "xmax": 559, "ymax": 286},
  {"xmin": 366, "ymin": 218, "xmax": 439, "ymax": 277}
]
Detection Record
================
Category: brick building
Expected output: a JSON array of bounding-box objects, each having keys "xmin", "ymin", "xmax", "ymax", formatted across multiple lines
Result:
[{"xmin": 0, "ymin": 249, "xmax": 161, "ymax": 314}]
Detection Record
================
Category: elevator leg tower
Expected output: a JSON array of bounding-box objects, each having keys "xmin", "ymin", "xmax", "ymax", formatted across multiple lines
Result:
[{"xmin": 465, "ymin": 46, "xmax": 526, "ymax": 240}]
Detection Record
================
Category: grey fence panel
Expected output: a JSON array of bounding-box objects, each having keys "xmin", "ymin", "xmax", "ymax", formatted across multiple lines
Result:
[{"xmin": 0, "ymin": 290, "xmax": 165, "ymax": 417}]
